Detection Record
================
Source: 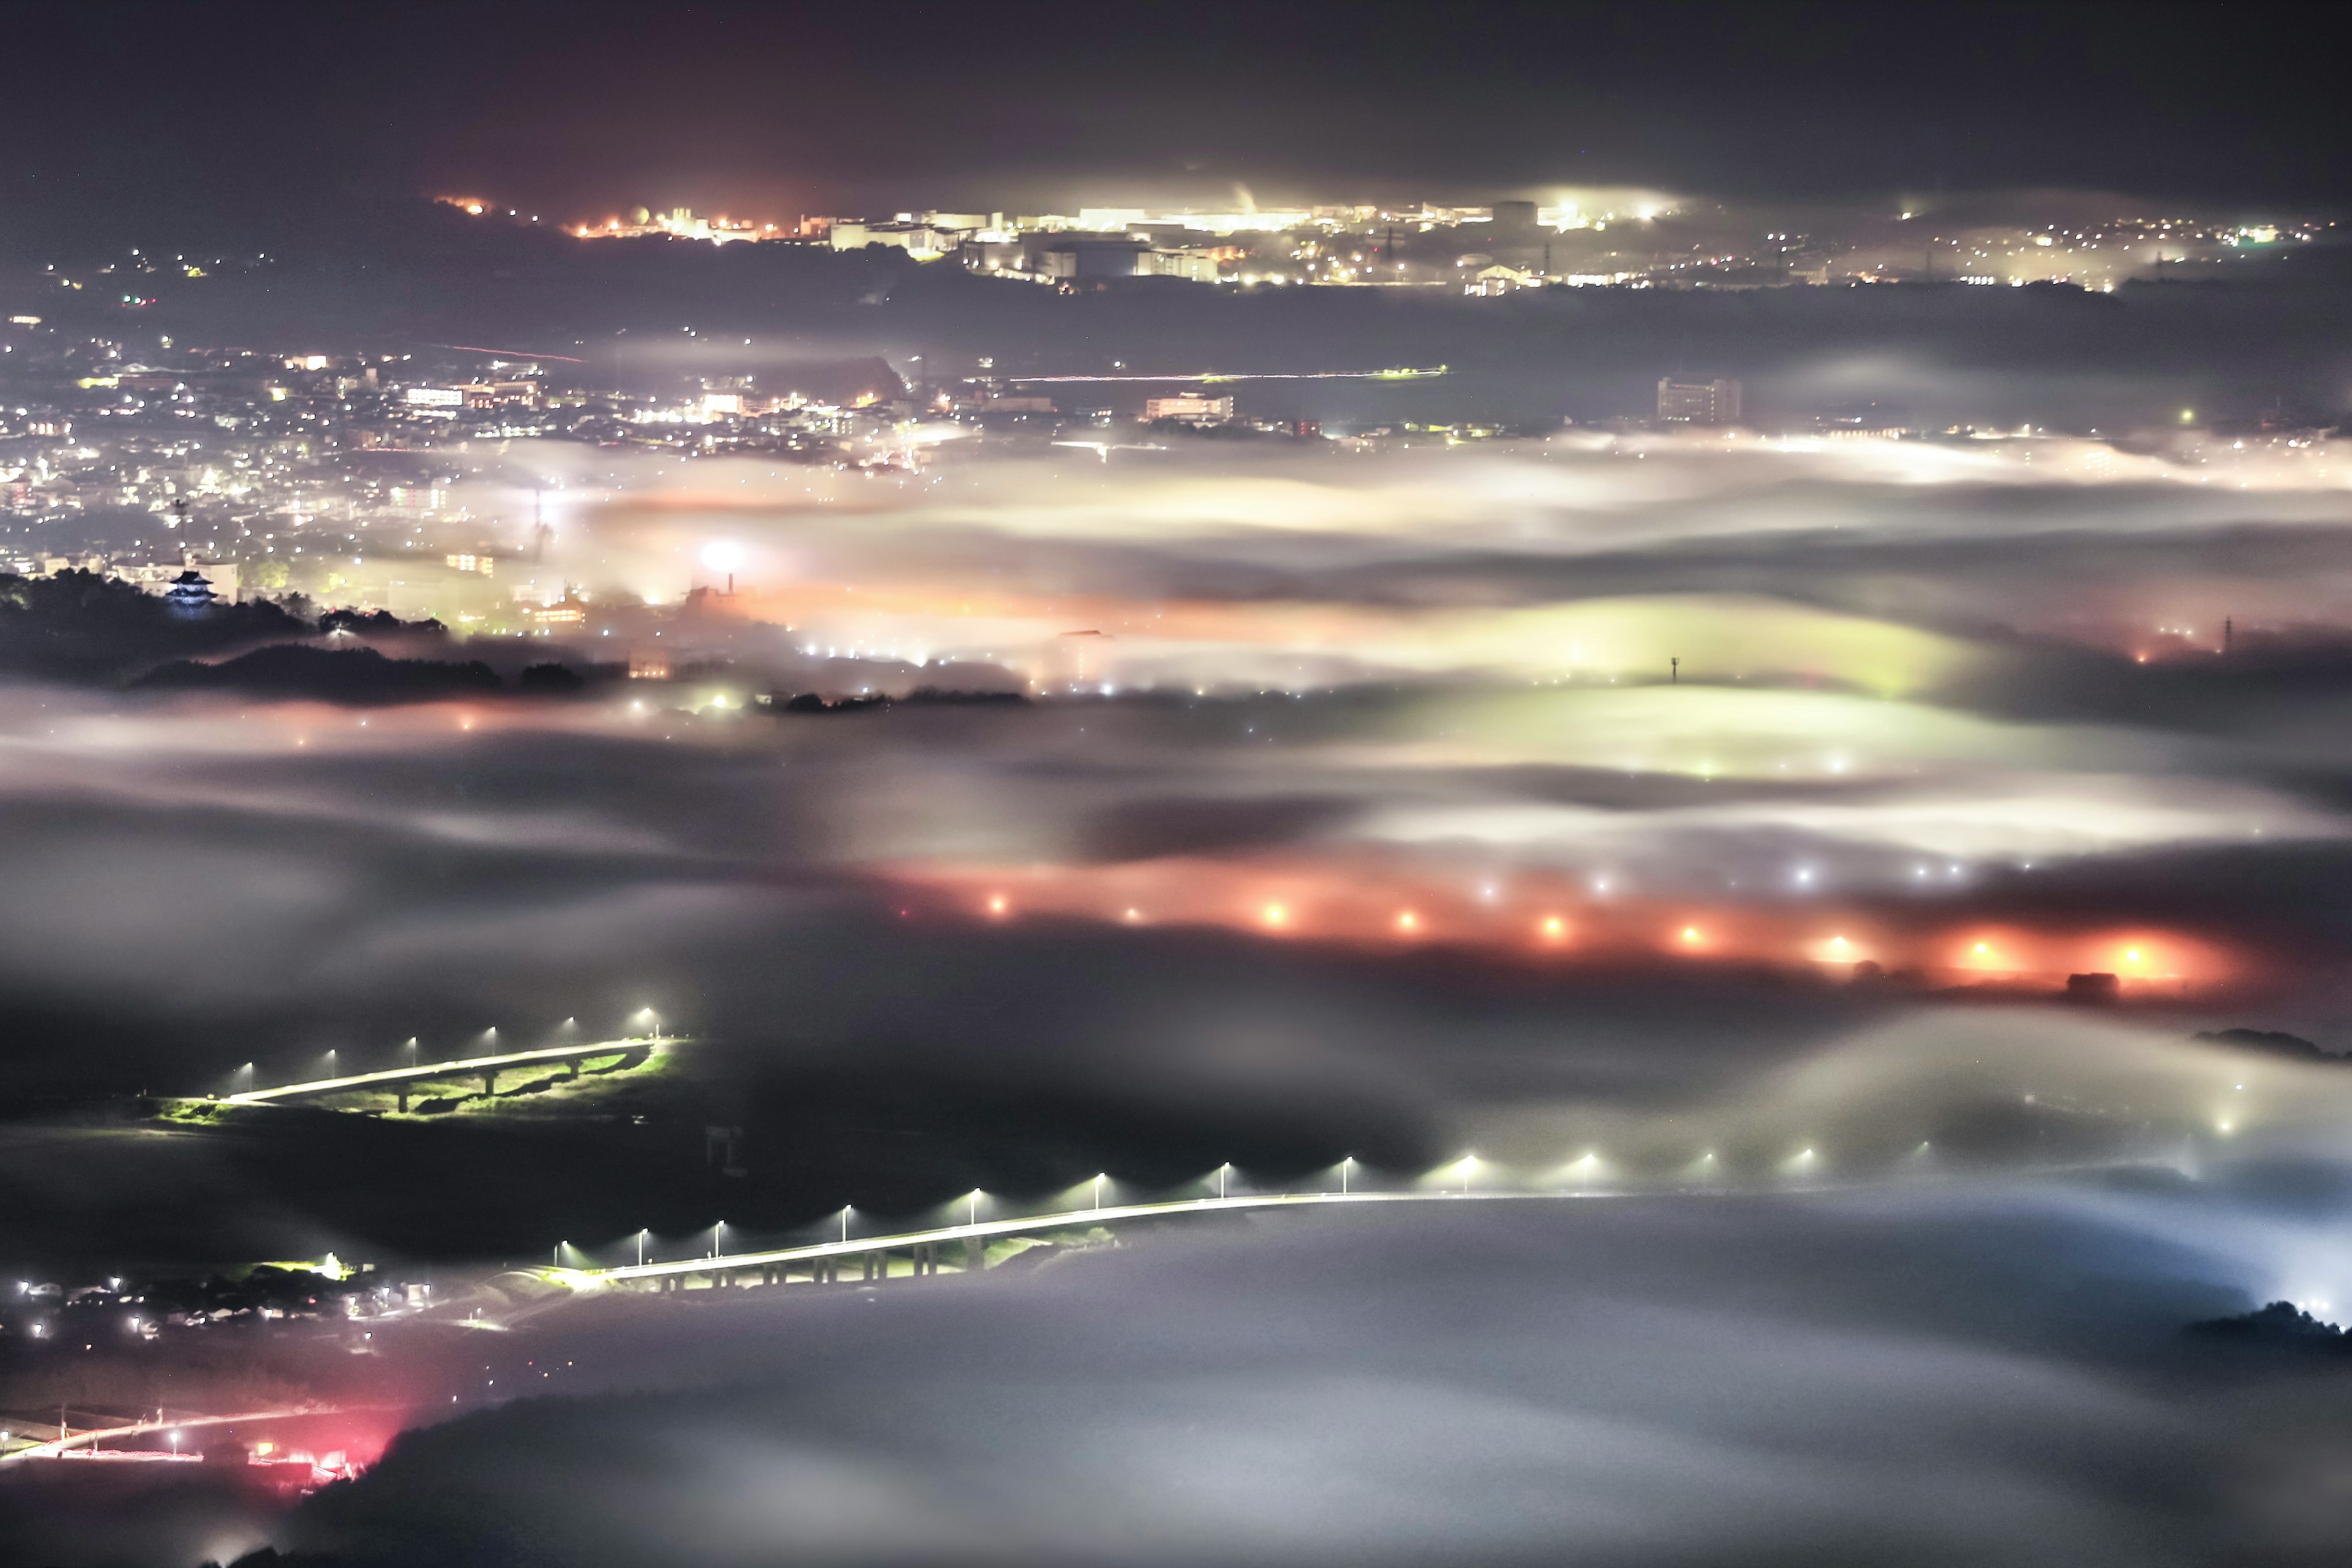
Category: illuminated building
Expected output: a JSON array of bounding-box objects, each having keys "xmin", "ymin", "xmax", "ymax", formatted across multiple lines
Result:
[
  {"xmin": 1466, "ymin": 264, "xmax": 1541, "ymax": 295},
  {"xmin": 162, "ymin": 564, "xmax": 217, "ymax": 613},
  {"xmin": 453, "ymin": 381, "xmax": 539, "ymax": 410},
  {"xmin": 1146, "ymin": 249, "xmax": 1222, "ymax": 282},
  {"xmin": 532, "ymin": 597, "xmax": 587, "ymax": 630},
  {"xmin": 830, "ymin": 219, "xmax": 983, "ymax": 260},
  {"xmin": 1144, "ymin": 393, "xmax": 1235, "ymax": 425},
  {"xmin": 1656, "ymin": 376, "xmax": 1743, "ymax": 426}
]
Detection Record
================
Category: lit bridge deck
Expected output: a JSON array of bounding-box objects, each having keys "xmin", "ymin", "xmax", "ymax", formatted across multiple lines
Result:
[
  {"xmin": 573, "ymin": 1190, "xmax": 1577, "ymax": 1291},
  {"xmin": 225, "ymin": 1036, "xmax": 682, "ymax": 1104}
]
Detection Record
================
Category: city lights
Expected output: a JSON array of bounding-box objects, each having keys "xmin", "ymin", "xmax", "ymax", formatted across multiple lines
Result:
[{"xmin": 4, "ymin": 23, "xmax": 2343, "ymax": 1561}]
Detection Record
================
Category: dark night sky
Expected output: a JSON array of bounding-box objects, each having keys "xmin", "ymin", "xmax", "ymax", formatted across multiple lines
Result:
[{"xmin": 5, "ymin": 0, "xmax": 2346, "ymax": 246}]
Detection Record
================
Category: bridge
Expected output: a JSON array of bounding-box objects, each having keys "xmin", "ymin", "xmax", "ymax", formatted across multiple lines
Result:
[
  {"xmin": 570, "ymin": 1189, "xmax": 1588, "ymax": 1292},
  {"xmin": 0, "ymin": 1406, "xmax": 354, "ymax": 1464},
  {"xmin": 225, "ymin": 1036, "xmax": 681, "ymax": 1109}
]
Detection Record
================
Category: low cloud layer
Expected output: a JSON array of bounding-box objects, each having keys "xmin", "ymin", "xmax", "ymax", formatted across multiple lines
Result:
[{"xmin": 10, "ymin": 430, "xmax": 2352, "ymax": 1564}]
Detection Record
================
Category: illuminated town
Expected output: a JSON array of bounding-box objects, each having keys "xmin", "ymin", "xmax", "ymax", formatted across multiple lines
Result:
[{"xmin": 453, "ymin": 189, "xmax": 2334, "ymax": 292}]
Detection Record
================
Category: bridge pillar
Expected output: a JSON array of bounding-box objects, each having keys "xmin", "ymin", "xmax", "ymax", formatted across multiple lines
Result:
[
  {"xmin": 965, "ymin": 1235, "xmax": 986, "ymax": 1273},
  {"xmin": 396, "ymin": 1089, "xmax": 408, "ymax": 1114},
  {"xmin": 761, "ymin": 1265, "xmax": 777, "ymax": 1286},
  {"xmin": 564, "ymin": 1058, "xmax": 579, "ymax": 1079},
  {"xmin": 480, "ymin": 1069, "xmax": 497, "ymax": 1098}
]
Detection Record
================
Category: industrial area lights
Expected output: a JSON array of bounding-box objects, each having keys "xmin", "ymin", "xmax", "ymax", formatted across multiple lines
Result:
[
  {"xmin": 637, "ymin": 1229, "xmax": 648, "ymax": 1267},
  {"xmin": 839, "ymin": 1207, "xmax": 851, "ymax": 1245},
  {"xmin": 1341, "ymin": 1156, "xmax": 1355, "ymax": 1195},
  {"xmin": 1093, "ymin": 1174, "xmax": 1107, "ymax": 1211},
  {"xmin": 710, "ymin": 1222, "xmax": 725, "ymax": 1258},
  {"xmin": 967, "ymin": 1190, "xmax": 982, "ymax": 1227},
  {"xmin": 1216, "ymin": 1163, "xmax": 1232, "ymax": 1200},
  {"xmin": 1460, "ymin": 1155, "xmax": 1479, "ymax": 1196}
]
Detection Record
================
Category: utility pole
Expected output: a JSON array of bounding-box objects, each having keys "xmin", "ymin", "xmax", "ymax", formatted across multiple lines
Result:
[
  {"xmin": 2223, "ymin": 616, "xmax": 2233, "ymax": 655},
  {"xmin": 1670, "ymin": 657, "xmax": 1679, "ymax": 684}
]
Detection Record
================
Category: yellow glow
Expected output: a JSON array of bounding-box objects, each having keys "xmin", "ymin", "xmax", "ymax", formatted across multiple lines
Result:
[
  {"xmin": 1540, "ymin": 915, "xmax": 1567, "ymax": 940},
  {"xmin": 987, "ymin": 894, "xmax": 1008, "ymax": 916},
  {"xmin": 1262, "ymin": 903, "xmax": 1289, "ymax": 927},
  {"xmin": 1395, "ymin": 910, "xmax": 1419, "ymax": 933}
]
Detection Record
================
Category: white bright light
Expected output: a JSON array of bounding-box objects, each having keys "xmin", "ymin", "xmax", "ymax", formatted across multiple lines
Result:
[{"xmin": 701, "ymin": 541, "xmax": 746, "ymax": 574}]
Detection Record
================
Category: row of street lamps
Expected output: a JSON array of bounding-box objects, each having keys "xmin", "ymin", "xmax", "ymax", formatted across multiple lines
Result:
[
  {"xmin": 581, "ymin": 1155, "xmax": 1422, "ymax": 1270},
  {"xmin": 227, "ymin": 1011, "xmax": 666, "ymax": 1092}
]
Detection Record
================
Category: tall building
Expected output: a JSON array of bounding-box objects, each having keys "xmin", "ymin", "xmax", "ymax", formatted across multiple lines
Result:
[{"xmin": 1657, "ymin": 377, "xmax": 1743, "ymax": 426}]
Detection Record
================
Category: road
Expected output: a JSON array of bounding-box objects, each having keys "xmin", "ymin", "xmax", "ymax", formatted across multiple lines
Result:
[
  {"xmin": 225, "ymin": 1036, "xmax": 681, "ymax": 1104},
  {"xmin": 0, "ymin": 1406, "xmax": 351, "ymax": 1464},
  {"xmin": 581, "ymin": 1189, "xmax": 1586, "ymax": 1286}
]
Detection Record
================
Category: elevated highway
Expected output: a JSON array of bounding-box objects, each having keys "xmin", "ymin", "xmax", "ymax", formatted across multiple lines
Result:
[
  {"xmin": 574, "ymin": 1189, "xmax": 1583, "ymax": 1291},
  {"xmin": 225, "ymin": 1036, "xmax": 682, "ymax": 1106}
]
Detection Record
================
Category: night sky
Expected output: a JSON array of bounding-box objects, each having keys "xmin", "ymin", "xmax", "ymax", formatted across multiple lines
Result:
[{"xmin": 6, "ymin": 1, "xmax": 2347, "ymax": 247}]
